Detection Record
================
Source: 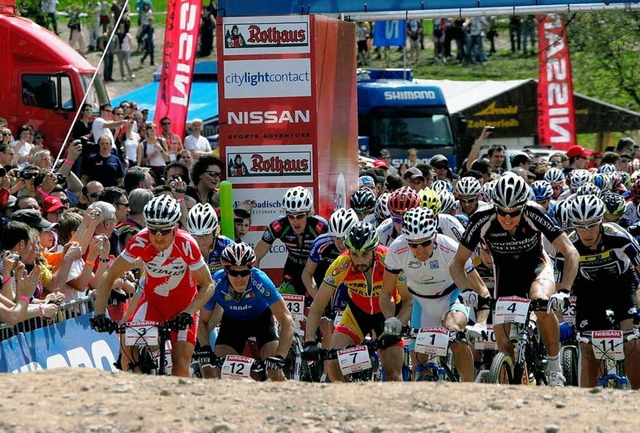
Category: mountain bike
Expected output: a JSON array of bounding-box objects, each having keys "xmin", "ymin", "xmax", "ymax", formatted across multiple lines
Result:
[{"xmin": 411, "ymin": 326, "xmax": 463, "ymax": 382}]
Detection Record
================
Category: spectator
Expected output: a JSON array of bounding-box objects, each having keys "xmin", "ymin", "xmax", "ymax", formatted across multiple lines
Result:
[
  {"xmin": 99, "ymin": 29, "xmax": 118, "ymax": 82},
  {"xmin": 565, "ymin": 145, "xmax": 591, "ymax": 171},
  {"xmin": 12, "ymin": 124, "xmax": 34, "ymax": 169},
  {"xmin": 121, "ymin": 116, "xmax": 139, "ymax": 167},
  {"xmin": 198, "ymin": 2, "xmax": 216, "ymax": 57},
  {"xmin": 72, "ymin": 104, "xmax": 94, "ymax": 142},
  {"xmin": 79, "ymin": 181, "xmax": 105, "ymax": 209},
  {"xmin": 617, "ymin": 137, "xmax": 636, "ymax": 156},
  {"xmin": 141, "ymin": 108, "xmax": 150, "ymax": 123},
  {"xmin": 116, "ymin": 188, "xmax": 152, "ymax": 230},
  {"xmin": 42, "ymin": 196, "xmax": 67, "ymax": 224},
  {"xmin": 430, "ymin": 154, "xmax": 454, "ymax": 181},
  {"xmin": 158, "ymin": 117, "xmax": 184, "ymax": 162},
  {"xmin": 402, "ymin": 167, "xmax": 427, "ymax": 191},
  {"xmin": 98, "ymin": 186, "xmax": 129, "ymax": 223},
  {"xmin": 138, "ymin": 122, "xmax": 169, "ymax": 184},
  {"xmin": 163, "ymin": 161, "xmax": 191, "ymax": 186},
  {"xmin": 378, "ymin": 149, "xmax": 397, "ymax": 174},
  {"xmin": 176, "ymin": 149, "xmax": 194, "ymax": 170},
  {"xmin": 116, "ymin": 22, "xmax": 135, "ymax": 81},
  {"xmin": 187, "ymin": 155, "xmax": 223, "ymax": 206},
  {"xmin": 509, "ymin": 15, "xmax": 522, "ymax": 53},
  {"xmin": 601, "ymin": 151, "xmax": 624, "ymax": 172},
  {"xmin": 487, "ymin": 144, "xmax": 506, "ymax": 174},
  {"xmin": 123, "ymin": 166, "xmax": 154, "ymax": 194},
  {"xmin": 233, "ymin": 208, "xmax": 251, "ymax": 242},
  {"xmin": 184, "ymin": 119, "xmax": 212, "ymax": 161},
  {"xmin": 0, "ymin": 144, "xmax": 16, "ymax": 169},
  {"xmin": 431, "ymin": 19, "xmax": 444, "ymax": 64},
  {"xmin": 41, "ymin": 0, "xmax": 59, "ymax": 34},
  {"xmin": 1, "ymin": 128, "xmax": 13, "ymax": 146},
  {"xmin": 81, "ymin": 135, "xmax": 125, "ymax": 187},
  {"xmin": 139, "ymin": 4, "xmax": 155, "ymax": 65},
  {"xmin": 470, "ymin": 159, "xmax": 494, "ymax": 184},
  {"xmin": 15, "ymin": 196, "xmax": 40, "ymax": 211},
  {"xmin": 88, "ymin": 201, "xmax": 119, "ymax": 256},
  {"xmin": 466, "ymin": 16, "xmax": 487, "ymax": 65},
  {"xmin": 67, "ymin": 5, "xmax": 86, "ymax": 53},
  {"xmin": 33, "ymin": 150, "xmax": 52, "ymax": 170},
  {"xmin": 407, "ymin": 19, "xmax": 422, "ymax": 64},
  {"xmin": 385, "ymin": 173, "xmax": 403, "ymax": 192},
  {"xmin": 92, "ymin": 104, "xmax": 125, "ymax": 144},
  {"xmin": 522, "ymin": 15, "xmax": 537, "ymax": 56},
  {"xmin": 512, "ymin": 153, "xmax": 533, "ymax": 171},
  {"xmin": 406, "ymin": 148, "xmax": 419, "ymax": 168}
]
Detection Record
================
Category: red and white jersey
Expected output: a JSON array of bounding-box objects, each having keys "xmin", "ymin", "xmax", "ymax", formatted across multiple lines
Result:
[{"xmin": 121, "ymin": 229, "xmax": 206, "ymax": 300}]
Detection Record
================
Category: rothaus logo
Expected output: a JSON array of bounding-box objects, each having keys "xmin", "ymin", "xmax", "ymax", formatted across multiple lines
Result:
[
  {"xmin": 170, "ymin": 2, "xmax": 199, "ymax": 106},
  {"xmin": 247, "ymin": 25, "xmax": 307, "ymax": 45},
  {"xmin": 250, "ymin": 155, "xmax": 310, "ymax": 174},
  {"xmin": 228, "ymin": 110, "xmax": 310, "ymax": 125}
]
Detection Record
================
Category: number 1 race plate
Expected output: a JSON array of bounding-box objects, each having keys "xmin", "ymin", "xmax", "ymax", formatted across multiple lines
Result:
[
  {"xmin": 494, "ymin": 296, "xmax": 531, "ymax": 325},
  {"xmin": 415, "ymin": 326, "xmax": 449, "ymax": 356},
  {"xmin": 124, "ymin": 321, "xmax": 159, "ymax": 346},
  {"xmin": 337, "ymin": 345, "xmax": 372, "ymax": 375},
  {"xmin": 591, "ymin": 330, "xmax": 625, "ymax": 361},
  {"xmin": 221, "ymin": 355, "xmax": 254, "ymax": 380}
]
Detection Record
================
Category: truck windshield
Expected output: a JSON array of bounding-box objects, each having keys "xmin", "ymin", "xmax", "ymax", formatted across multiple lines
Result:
[
  {"xmin": 80, "ymin": 74, "xmax": 110, "ymax": 112},
  {"xmin": 371, "ymin": 113, "xmax": 454, "ymax": 147}
]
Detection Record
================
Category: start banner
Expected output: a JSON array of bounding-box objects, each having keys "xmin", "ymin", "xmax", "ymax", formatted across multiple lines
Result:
[
  {"xmin": 536, "ymin": 13, "xmax": 577, "ymax": 149},
  {"xmin": 153, "ymin": 0, "xmax": 202, "ymax": 139}
]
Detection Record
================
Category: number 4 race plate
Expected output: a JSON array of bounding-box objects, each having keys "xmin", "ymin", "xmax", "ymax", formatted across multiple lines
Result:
[
  {"xmin": 337, "ymin": 345, "xmax": 372, "ymax": 375},
  {"xmin": 221, "ymin": 355, "xmax": 254, "ymax": 380},
  {"xmin": 494, "ymin": 296, "xmax": 530, "ymax": 325},
  {"xmin": 415, "ymin": 326, "xmax": 449, "ymax": 356},
  {"xmin": 591, "ymin": 330, "xmax": 625, "ymax": 361}
]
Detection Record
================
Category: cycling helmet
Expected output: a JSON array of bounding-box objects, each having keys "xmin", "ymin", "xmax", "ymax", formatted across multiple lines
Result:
[
  {"xmin": 402, "ymin": 207, "xmax": 437, "ymax": 240},
  {"xmin": 632, "ymin": 178, "xmax": 640, "ymax": 199},
  {"xmin": 438, "ymin": 190, "xmax": 456, "ymax": 214},
  {"xmin": 143, "ymin": 195, "xmax": 181, "ymax": 227},
  {"xmin": 617, "ymin": 170, "xmax": 630, "ymax": 189},
  {"xmin": 531, "ymin": 180, "xmax": 553, "ymax": 201},
  {"xmin": 220, "ymin": 242, "xmax": 256, "ymax": 267},
  {"xmin": 374, "ymin": 192, "xmax": 391, "ymax": 222},
  {"xmin": 481, "ymin": 180, "xmax": 496, "ymax": 203},
  {"xmin": 601, "ymin": 192, "xmax": 626, "ymax": 216},
  {"xmin": 492, "ymin": 173, "xmax": 529, "ymax": 209},
  {"xmin": 187, "ymin": 203, "xmax": 219, "ymax": 235},
  {"xmin": 328, "ymin": 208, "xmax": 359, "ymax": 238},
  {"xmin": 569, "ymin": 195, "xmax": 605, "ymax": 223},
  {"xmin": 282, "ymin": 186, "xmax": 313, "ymax": 213},
  {"xmin": 350, "ymin": 188, "xmax": 376, "ymax": 214},
  {"xmin": 628, "ymin": 159, "xmax": 640, "ymax": 174},
  {"xmin": 455, "ymin": 177, "xmax": 482, "ymax": 198},
  {"xmin": 568, "ymin": 169, "xmax": 591, "ymax": 192},
  {"xmin": 556, "ymin": 199, "xmax": 573, "ymax": 228},
  {"xmin": 431, "ymin": 179, "xmax": 453, "ymax": 194},
  {"xmin": 576, "ymin": 183, "xmax": 602, "ymax": 198},
  {"xmin": 419, "ymin": 188, "xmax": 441, "ymax": 215},
  {"xmin": 388, "ymin": 186, "xmax": 420, "ymax": 216},
  {"xmin": 598, "ymin": 163, "xmax": 617, "ymax": 175},
  {"xmin": 544, "ymin": 168, "xmax": 565, "ymax": 185},
  {"xmin": 590, "ymin": 173, "xmax": 610, "ymax": 192},
  {"xmin": 345, "ymin": 222, "xmax": 379, "ymax": 252}
]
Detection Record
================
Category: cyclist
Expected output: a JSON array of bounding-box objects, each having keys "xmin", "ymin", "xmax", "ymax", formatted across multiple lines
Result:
[
  {"xmin": 197, "ymin": 243, "xmax": 294, "ymax": 381},
  {"xmin": 187, "ymin": 203, "xmax": 234, "ymax": 276},
  {"xmin": 254, "ymin": 186, "xmax": 328, "ymax": 297},
  {"xmin": 531, "ymin": 180, "xmax": 559, "ymax": 225},
  {"xmin": 304, "ymin": 222, "xmax": 409, "ymax": 382},
  {"xmin": 454, "ymin": 176, "xmax": 486, "ymax": 218},
  {"xmin": 556, "ymin": 195, "xmax": 640, "ymax": 389},
  {"xmin": 601, "ymin": 192, "xmax": 627, "ymax": 226},
  {"xmin": 377, "ymin": 186, "xmax": 420, "ymax": 246},
  {"xmin": 374, "ymin": 192, "xmax": 391, "ymax": 226},
  {"xmin": 92, "ymin": 195, "xmax": 216, "ymax": 377},
  {"xmin": 381, "ymin": 207, "xmax": 491, "ymax": 382},
  {"xmin": 544, "ymin": 167, "xmax": 567, "ymax": 200},
  {"xmin": 350, "ymin": 188, "xmax": 377, "ymax": 224},
  {"xmin": 419, "ymin": 187, "xmax": 464, "ymax": 241},
  {"xmin": 450, "ymin": 173, "xmax": 580, "ymax": 386}
]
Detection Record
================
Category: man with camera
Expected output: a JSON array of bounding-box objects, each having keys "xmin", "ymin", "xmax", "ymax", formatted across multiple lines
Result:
[{"xmin": 91, "ymin": 104, "xmax": 127, "ymax": 144}]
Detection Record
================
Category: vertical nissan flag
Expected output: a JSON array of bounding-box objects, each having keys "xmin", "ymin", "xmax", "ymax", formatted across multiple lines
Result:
[
  {"xmin": 154, "ymin": 0, "xmax": 202, "ymax": 139},
  {"xmin": 536, "ymin": 13, "xmax": 577, "ymax": 150}
]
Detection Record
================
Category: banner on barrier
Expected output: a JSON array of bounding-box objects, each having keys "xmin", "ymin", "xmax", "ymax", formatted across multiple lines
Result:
[{"xmin": 0, "ymin": 313, "xmax": 119, "ymax": 373}]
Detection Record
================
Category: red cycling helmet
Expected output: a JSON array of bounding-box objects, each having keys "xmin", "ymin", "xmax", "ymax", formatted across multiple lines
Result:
[{"xmin": 388, "ymin": 186, "xmax": 420, "ymax": 216}]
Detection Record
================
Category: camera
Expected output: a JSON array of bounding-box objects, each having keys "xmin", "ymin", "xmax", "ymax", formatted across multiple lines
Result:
[
  {"xmin": 80, "ymin": 136, "xmax": 99, "ymax": 155},
  {"xmin": 91, "ymin": 209, "xmax": 101, "ymax": 218},
  {"xmin": 55, "ymin": 173, "xmax": 66, "ymax": 184},
  {"xmin": 0, "ymin": 167, "xmax": 6, "ymax": 177},
  {"xmin": 17, "ymin": 170, "xmax": 35, "ymax": 180},
  {"xmin": 169, "ymin": 176, "xmax": 181, "ymax": 187},
  {"xmin": 9, "ymin": 253, "xmax": 21, "ymax": 261},
  {"xmin": 486, "ymin": 126, "xmax": 495, "ymax": 132}
]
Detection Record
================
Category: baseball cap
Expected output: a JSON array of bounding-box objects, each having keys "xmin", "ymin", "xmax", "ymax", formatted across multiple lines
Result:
[
  {"xmin": 402, "ymin": 167, "xmax": 425, "ymax": 180},
  {"xmin": 141, "ymin": 108, "xmax": 149, "ymax": 113},
  {"xmin": 42, "ymin": 196, "xmax": 66, "ymax": 213},
  {"xmin": 12, "ymin": 209, "xmax": 57, "ymax": 231},
  {"xmin": 359, "ymin": 175, "xmax": 375, "ymax": 188},
  {"xmin": 566, "ymin": 145, "xmax": 592, "ymax": 159},
  {"xmin": 373, "ymin": 159, "xmax": 389, "ymax": 169},
  {"xmin": 429, "ymin": 154, "xmax": 449, "ymax": 168}
]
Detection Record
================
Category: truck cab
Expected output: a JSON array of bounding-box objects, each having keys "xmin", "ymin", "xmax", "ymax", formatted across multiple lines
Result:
[
  {"xmin": 357, "ymin": 69, "xmax": 458, "ymax": 171},
  {"xmin": 0, "ymin": 0, "xmax": 109, "ymax": 155}
]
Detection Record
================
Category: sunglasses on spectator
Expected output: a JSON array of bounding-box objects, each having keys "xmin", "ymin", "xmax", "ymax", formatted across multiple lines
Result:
[
  {"xmin": 574, "ymin": 220, "xmax": 602, "ymax": 231},
  {"xmin": 496, "ymin": 207, "xmax": 523, "ymax": 218},
  {"xmin": 115, "ymin": 202, "xmax": 129, "ymax": 207},
  {"xmin": 2, "ymin": 132, "xmax": 11, "ymax": 136},
  {"xmin": 433, "ymin": 165, "xmax": 449, "ymax": 170},
  {"xmin": 88, "ymin": 192, "xmax": 101, "ymax": 198},
  {"xmin": 103, "ymin": 109, "xmax": 113, "ymax": 113},
  {"xmin": 226, "ymin": 268, "xmax": 252, "ymax": 277},
  {"xmin": 286, "ymin": 213, "xmax": 307, "ymax": 220},
  {"xmin": 148, "ymin": 226, "xmax": 175, "ymax": 236},
  {"xmin": 407, "ymin": 238, "xmax": 434, "ymax": 249},
  {"xmin": 206, "ymin": 171, "xmax": 221, "ymax": 179}
]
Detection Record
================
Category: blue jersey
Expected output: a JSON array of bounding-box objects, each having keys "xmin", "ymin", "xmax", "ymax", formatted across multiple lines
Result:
[
  {"xmin": 205, "ymin": 235, "xmax": 234, "ymax": 275},
  {"xmin": 205, "ymin": 268, "xmax": 281, "ymax": 320}
]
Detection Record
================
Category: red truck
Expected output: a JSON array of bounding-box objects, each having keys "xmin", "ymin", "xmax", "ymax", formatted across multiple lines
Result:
[{"xmin": 0, "ymin": 0, "xmax": 109, "ymax": 155}]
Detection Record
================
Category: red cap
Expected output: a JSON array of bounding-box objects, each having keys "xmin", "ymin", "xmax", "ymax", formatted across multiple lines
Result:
[
  {"xmin": 373, "ymin": 159, "xmax": 389, "ymax": 169},
  {"xmin": 42, "ymin": 196, "xmax": 66, "ymax": 213},
  {"xmin": 566, "ymin": 145, "xmax": 592, "ymax": 159}
]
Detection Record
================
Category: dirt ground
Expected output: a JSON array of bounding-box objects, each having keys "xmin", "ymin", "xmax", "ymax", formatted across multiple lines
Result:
[{"xmin": 0, "ymin": 368, "xmax": 638, "ymax": 433}]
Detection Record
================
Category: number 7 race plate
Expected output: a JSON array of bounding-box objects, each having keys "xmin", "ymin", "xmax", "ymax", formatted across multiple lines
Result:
[
  {"xmin": 494, "ymin": 296, "xmax": 530, "ymax": 325},
  {"xmin": 337, "ymin": 345, "xmax": 372, "ymax": 375},
  {"xmin": 221, "ymin": 355, "xmax": 254, "ymax": 380}
]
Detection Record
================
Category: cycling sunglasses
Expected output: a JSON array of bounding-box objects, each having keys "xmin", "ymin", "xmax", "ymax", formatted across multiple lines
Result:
[
  {"xmin": 226, "ymin": 268, "xmax": 251, "ymax": 277},
  {"xmin": 407, "ymin": 238, "xmax": 434, "ymax": 249},
  {"xmin": 573, "ymin": 220, "xmax": 602, "ymax": 231},
  {"xmin": 148, "ymin": 226, "xmax": 175, "ymax": 236},
  {"xmin": 496, "ymin": 207, "xmax": 523, "ymax": 218}
]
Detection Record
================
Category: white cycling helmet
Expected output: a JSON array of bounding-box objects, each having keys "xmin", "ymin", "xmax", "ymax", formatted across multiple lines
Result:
[
  {"xmin": 143, "ymin": 195, "xmax": 181, "ymax": 227},
  {"xmin": 438, "ymin": 190, "xmax": 456, "ymax": 214},
  {"xmin": 187, "ymin": 203, "xmax": 218, "ymax": 235},
  {"xmin": 455, "ymin": 177, "xmax": 482, "ymax": 198},
  {"xmin": 402, "ymin": 207, "xmax": 437, "ymax": 240},
  {"xmin": 544, "ymin": 167, "xmax": 565, "ymax": 185},
  {"xmin": 481, "ymin": 180, "xmax": 496, "ymax": 203},
  {"xmin": 569, "ymin": 194, "xmax": 605, "ymax": 223},
  {"xmin": 431, "ymin": 179, "xmax": 453, "ymax": 194},
  {"xmin": 576, "ymin": 183, "xmax": 602, "ymax": 198},
  {"xmin": 598, "ymin": 163, "xmax": 617, "ymax": 175},
  {"xmin": 492, "ymin": 173, "xmax": 529, "ymax": 209},
  {"xmin": 555, "ymin": 199, "xmax": 573, "ymax": 228},
  {"xmin": 328, "ymin": 208, "xmax": 359, "ymax": 238},
  {"xmin": 374, "ymin": 192, "xmax": 391, "ymax": 223},
  {"xmin": 282, "ymin": 186, "xmax": 313, "ymax": 213},
  {"xmin": 569, "ymin": 169, "xmax": 591, "ymax": 192},
  {"xmin": 531, "ymin": 180, "xmax": 553, "ymax": 201}
]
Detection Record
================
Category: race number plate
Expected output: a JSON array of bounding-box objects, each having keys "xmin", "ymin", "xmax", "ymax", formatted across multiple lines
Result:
[
  {"xmin": 337, "ymin": 345, "xmax": 372, "ymax": 375},
  {"xmin": 282, "ymin": 294, "xmax": 306, "ymax": 336},
  {"xmin": 124, "ymin": 321, "xmax": 159, "ymax": 346},
  {"xmin": 474, "ymin": 324, "xmax": 498, "ymax": 350},
  {"xmin": 562, "ymin": 296, "xmax": 577, "ymax": 326},
  {"xmin": 591, "ymin": 330, "xmax": 625, "ymax": 361},
  {"xmin": 415, "ymin": 326, "xmax": 449, "ymax": 356},
  {"xmin": 494, "ymin": 297, "xmax": 531, "ymax": 325},
  {"xmin": 221, "ymin": 355, "xmax": 254, "ymax": 380}
]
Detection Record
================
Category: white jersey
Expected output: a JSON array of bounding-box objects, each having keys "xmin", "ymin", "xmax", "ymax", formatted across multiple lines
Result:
[
  {"xmin": 363, "ymin": 213, "xmax": 377, "ymax": 227},
  {"xmin": 376, "ymin": 217, "xmax": 399, "ymax": 247},
  {"xmin": 384, "ymin": 233, "xmax": 473, "ymax": 298},
  {"xmin": 622, "ymin": 200, "xmax": 638, "ymax": 226},
  {"xmin": 437, "ymin": 213, "xmax": 464, "ymax": 242}
]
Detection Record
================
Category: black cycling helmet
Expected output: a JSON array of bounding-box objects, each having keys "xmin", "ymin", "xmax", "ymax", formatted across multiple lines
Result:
[{"xmin": 345, "ymin": 222, "xmax": 379, "ymax": 252}]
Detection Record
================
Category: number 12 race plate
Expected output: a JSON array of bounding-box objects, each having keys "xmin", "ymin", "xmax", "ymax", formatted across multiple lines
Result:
[{"xmin": 221, "ymin": 355, "xmax": 254, "ymax": 380}]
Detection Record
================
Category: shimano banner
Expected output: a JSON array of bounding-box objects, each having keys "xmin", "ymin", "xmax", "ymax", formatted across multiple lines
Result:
[{"xmin": 0, "ymin": 313, "xmax": 119, "ymax": 373}]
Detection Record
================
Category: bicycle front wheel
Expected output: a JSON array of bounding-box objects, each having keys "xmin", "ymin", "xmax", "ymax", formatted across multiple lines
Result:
[
  {"xmin": 486, "ymin": 352, "xmax": 514, "ymax": 384},
  {"xmin": 561, "ymin": 346, "xmax": 579, "ymax": 387}
]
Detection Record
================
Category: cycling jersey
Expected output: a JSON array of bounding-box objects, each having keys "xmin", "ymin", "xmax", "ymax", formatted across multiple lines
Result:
[
  {"xmin": 308, "ymin": 233, "xmax": 347, "ymax": 309},
  {"xmin": 363, "ymin": 213, "xmax": 377, "ymax": 226},
  {"xmin": 204, "ymin": 267, "xmax": 281, "ymax": 321},
  {"xmin": 461, "ymin": 202, "xmax": 562, "ymax": 297},
  {"xmin": 260, "ymin": 215, "xmax": 328, "ymax": 267},
  {"xmin": 322, "ymin": 245, "xmax": 396, "ymax": 315},
  {"xmin": 437, "ymin": 213, "xmax": 464, "ymax": 242},
  {"xmin": 204, "ymin": 235, "xmax": 234, "ymax": 276},
  {"xmin": 376, "ymin": 218, "xmax": 400, "ymax": 247},
  {"xmin": 622, "ymin": 200, "xmax": 638, "ymax": 227}
]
